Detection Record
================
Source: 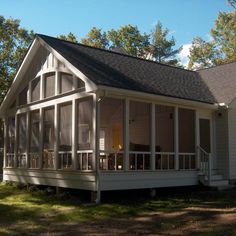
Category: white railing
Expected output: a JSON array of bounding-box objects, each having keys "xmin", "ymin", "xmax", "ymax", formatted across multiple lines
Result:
[
  {"xmin": 197, "ymin": 146, "xmax": 211, "ymax": 185},
  {"xmin": 99, "ymin": 151, "xmax": 124, "ymax": 170},
  {"xmin": 58, "ymin": 151, "xmax": 72, "ymax": 170},
  {"xmin": 77, "ymin": 150, "xmax": 93, "ymax": 170},
  {"xmin": 129, "ymin": 151, "xmax": 151, "ymax": 170},
  {"xmin": 155, "ymin": 152, "xmax": 175, "ymax": 170},
  {"xmin": 16, "ymin": 153, "xmax": 27, "ymax": 168},
  {"xmin": 179, "ymin": 153, "xmax": 196, "ymax": 170},
  {"xmin": 29, "ymin": 153, "xmax": 40, "ymax": 168},
  {"xmin": 6, "ymin": 153, "xmax": 14, "ymax": 167},
  {"xmin": 43, "ymin": 151, "xmax": 54, "ymax": 169}
]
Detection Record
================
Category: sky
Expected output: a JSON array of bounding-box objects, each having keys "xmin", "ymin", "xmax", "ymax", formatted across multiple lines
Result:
[{"xmin": 0, "ymin": 0, "xmax": 233, "ymax": 66}]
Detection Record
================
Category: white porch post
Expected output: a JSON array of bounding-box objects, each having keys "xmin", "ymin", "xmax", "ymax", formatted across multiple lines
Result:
[
  {"xmin": 124, "ymin": 99, "xmax": 129, "ymax": 171},
  {"xmin": 26, "ymin": 111, "xmax": 30, "ymax": 168},
  {"xmin": 54, "ymin": 104, "xmax": 59, "ymax": 170},
  {"xmin": 3, "ymin": 118, "xmax": 7, "ymax": 168},
  {"xmin": 151, "ymin": 103, "xmax": 155, "ymax": 171},
  {"xmin": 39, "ymin": 108, "xmax": 43, "ymax": 169},
  {"xmin": 174, "ymin": 106, "xmax": 179, "ymax": 170},
  {"xmin": 14, "ymin": 114, "xmax": 18, "ymax": 168},
  {"xmin": 195, "ymin": 110, "xmax": 200, "ymax": 169},
  {"xmin": 72, "ymin": 99, "xmax": 77, "ymax": 170}
]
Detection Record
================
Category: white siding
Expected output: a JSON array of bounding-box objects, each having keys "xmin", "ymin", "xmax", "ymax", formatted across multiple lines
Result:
[
  {"xmin": 3, "ymin": 169, "xmax": 96, "ymax": 190},
  {"xmin": 100, "ymin": 171, "xmax": 198, "ymax": 191},
  {"xmin": 228, "ymin": 103, "xmax": 236, "ymax": 179}
]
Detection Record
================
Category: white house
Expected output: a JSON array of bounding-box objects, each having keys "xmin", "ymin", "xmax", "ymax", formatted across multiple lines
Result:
[{"xmin": 1, "ymin": 34, "xmax": 236, "ymax": 202}]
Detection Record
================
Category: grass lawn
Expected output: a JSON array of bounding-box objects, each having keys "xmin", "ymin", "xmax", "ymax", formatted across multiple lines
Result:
[{"xmin": 0, "ymin": 183, "xmax": 236, "ymax": 235}]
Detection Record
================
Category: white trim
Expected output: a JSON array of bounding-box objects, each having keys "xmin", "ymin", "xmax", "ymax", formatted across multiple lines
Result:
[
  {"xmin": 72, "ymin": 99, "xmax": 77, "ymax": 170},
  {"xmin": 3, "ymin": 119, "xmax": 7, "ymax": 168},
  {"xmin": 39, "ymin": 108, "xmax": 43, "ymax": 169},
  {"xmin": 54, "ymin": 104, "xmax": 59, "ymax": 170}
]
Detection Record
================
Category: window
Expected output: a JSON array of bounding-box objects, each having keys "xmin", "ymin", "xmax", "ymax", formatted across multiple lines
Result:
[
  {"xmin": 45, "ymin": 72, "xmax": 55, "ymax": 98},
  {"xmin": 60, "ymin": 73, "xmax": 73, "ymax": 93},
  {"xmin": 19, "ymin": 86, "xmax": 28, "ymax": 105},
  {"xmin": 31, "ymin": 77, "xmax": 40, "ymax": 102},
  {"xmin": 76, "ymin": 77, "xmax": 85, "ymax": 89}
]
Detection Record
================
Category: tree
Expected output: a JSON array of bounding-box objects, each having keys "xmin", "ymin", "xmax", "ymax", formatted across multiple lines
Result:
[
  {"xmin": 58, "ymin": 32, "xmax": 78, "ymax": 43},
  {"xmin": 188, "ymin": 37, "xmax": 221, "ymax": 70},
  {"xmin": 80, "ymin": 27, "xmax": 108, "ymax": 49},
  {"xmin": 107, "ymin": 24, "xmax": 149, "ymax": 57},
  {"xmin": 228, "ymin": 0, "xmax": 236, "ymax": 9},
  {"xmin": 188, "ymin": 5, "xmax": 236, "ymax": 69},
  {"xmin": 146, "ymin": 21, "xmax": 182, "ymax": 66},
  {"xmin": 0, "ymin": 16, "xmax": 34, "ymax": 103}
]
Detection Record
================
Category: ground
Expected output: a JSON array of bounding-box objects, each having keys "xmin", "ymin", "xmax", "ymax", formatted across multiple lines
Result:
[{"xmin": 0, "ymin": 183, "xmax": 236, "ymax": 235}]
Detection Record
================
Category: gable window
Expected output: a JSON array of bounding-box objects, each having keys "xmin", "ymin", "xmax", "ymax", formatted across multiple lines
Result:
[
  {"xmin": 31, "ymin": 77, "xmax": 40, "ymax": 102},
  {"xmin": 19, "ymin": 86, "xmax": 28, "ymax": 106},
  {"xmin": 76, "ymin": 77, "xmax": 85, "ymax": 89},
  {"xmin": 60, "ymin": 73, "xmax": 73, "ymax": 94},
  {"xmin": 45, "ymin": 72, "xmax": 55, "ymax": 98}
]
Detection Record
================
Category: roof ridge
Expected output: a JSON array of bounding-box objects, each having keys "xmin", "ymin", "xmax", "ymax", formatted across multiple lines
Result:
[{"xmin": 36, "ymin": 33, "xmax": 195, "ymax": 73}]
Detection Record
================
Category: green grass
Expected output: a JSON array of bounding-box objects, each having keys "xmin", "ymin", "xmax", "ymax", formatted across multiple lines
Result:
[{"xmin": 0, "ymin": 183, "xmax": 236, "ymax": 235}]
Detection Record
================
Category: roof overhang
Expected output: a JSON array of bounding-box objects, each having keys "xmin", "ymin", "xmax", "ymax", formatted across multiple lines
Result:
[{"xmin": 97, "ymin": 85, "xmax": 218, "ymax": 110}]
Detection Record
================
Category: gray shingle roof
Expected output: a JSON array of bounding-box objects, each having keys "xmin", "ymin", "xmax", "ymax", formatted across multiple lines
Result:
[
  {"xmin": 198, "ymin": 62, "xmax": 236, "ymax": 104},
  {"xmin": 38, "ymin": 34, "xmax": 217, "ymax": 104}
]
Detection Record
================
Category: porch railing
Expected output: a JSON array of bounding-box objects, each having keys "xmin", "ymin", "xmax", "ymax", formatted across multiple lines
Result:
[
  {"xmin": 6, "ymin": 153, "xmax": 14, "ymax": 167},
  {"xmin": 43, "ymin": 150, "xmax": 54, "ymax": 169},
  {"xmin": 58, "ymin": 151, "xmax": 72, "ymax": 170},
  {"xmin": 155, "ymin": 152, "xmax": 175, "ymax": 170},
  {"xmin": 99, "ymin": 151, "xmax": 124, "ymax": 170},
  {"xmin": 179, "ymin": 153, "xmax": 196, "ymax": 170},
  {"xmin": 129, "ymin": 152, "xmax": 150, "ymax": 170},
  {"xmin": 77, "ymin": 150, "xmax": 93, "ymax": 170},
  {"xmin": 29, "ymin": 153, "xmax": 40, "ymax": 168},
  {"xmin": 197, "ymin": 146, "xmax": 211, "ymax": 185},
  {"xmin": 16, "ymin": 153, "xmax": 27, "ymax": 168}
]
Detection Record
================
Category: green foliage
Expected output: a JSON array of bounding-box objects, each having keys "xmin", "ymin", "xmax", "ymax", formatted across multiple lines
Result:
[
  {"xmin": 80, "ymin": 27, "xmax": 108, "ymax": 49},
  {"xmin": 147, "ymin": 21, "xmax": 182, "ymax": 66},
  {"xmin": 188, "ymin": 7, "xmax": 236, "ymax": 69},
  {"xmin": 107, "ymin": 24, "xmax": 149, "ymax": 57},
  {"xmin": 228, "ymin": 0, "xmax": 236, "ymax": 9},
  {"xmin": 58, "ymin": 32, "xmax": 78, "ymax": 43},
  {"xmin": 0, "ymin": 16, "xmax": 34, "ymax": 103}
]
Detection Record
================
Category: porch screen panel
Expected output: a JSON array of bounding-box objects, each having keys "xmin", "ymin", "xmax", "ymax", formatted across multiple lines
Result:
[
  {"xmin": 178, "ymin": 108, "xmax": 195, "ymax": 169},
  {"xmin": 129, "ymin": 101, "xmax": 151, "ymax": 170},
  {"xmin": 17, "ymin": 113, "xmax": 27, "ymax": 167},
  {"xmin": 45, "ymin": 72, "xmax": 55, "ymax": 98},
  {"xmin": 59, "ymin": 103, "xmax": 72, "ymax": 169},
  {"xmin": 77, "ymin": 97, "xmax": 93, "ymax": 170},
  {"xmin": 155, "ymin": 105, "xmax": 175, "ymax": 169},
  {"xmin": 17, "ymin": 113, "xmax": 27, "ymax": 153},
  {"xmin": 7, "ymin": 117, "xmax": 15, "ymax": 153},
  {"xmin": 31, "ymin": 77, "xmax": 40, "ymax": 102},
  {"xmin": 29, "ymin": 110, "xmax": 40, "ymax": 168},
  {"xmin": 60, "ymin": 73, "xmax": 73, "ymax": 93},
  {"xmin": 43, "ymin": 107, "xmax": 55, "ymax": 168},
  {"xmin": 100, "ymin": 98, "xmax": 124, "ymax": 170},
  {"xmin": 77, "ymin": 98, "xmax": 93, "ymax": 150},
  {"xmin": 6, "ymin": 117, "xmax": 15, "ymax": 167}
]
